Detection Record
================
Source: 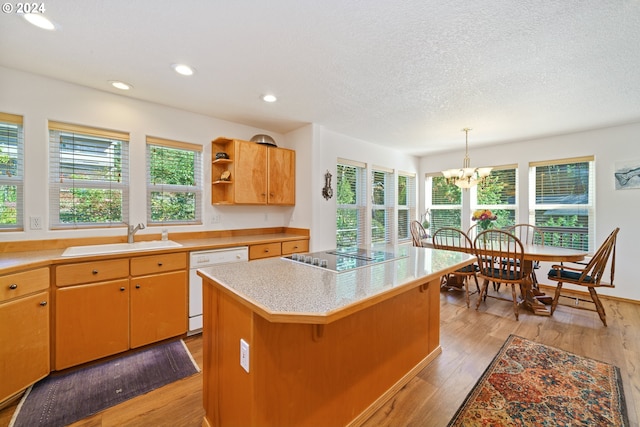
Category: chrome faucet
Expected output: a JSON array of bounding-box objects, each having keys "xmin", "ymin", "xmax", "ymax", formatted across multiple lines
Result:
[{"xmin": 128, "ymin": 223, "xmax": 145, "ymax": 243}]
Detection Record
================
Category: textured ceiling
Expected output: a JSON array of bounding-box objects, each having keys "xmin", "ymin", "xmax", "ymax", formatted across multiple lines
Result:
[{"xmin": 1, "ymin": 0, "xmax": 640, "ymax": 155}]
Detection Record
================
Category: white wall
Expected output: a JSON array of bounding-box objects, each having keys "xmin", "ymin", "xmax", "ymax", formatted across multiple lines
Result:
[
  {"xmin": 420, "ymin": 123, "xmax": 640, "ymax": 301},
  {"xmin": 0, "ymin": 66, "xmax": 295, "ymax": 241}
]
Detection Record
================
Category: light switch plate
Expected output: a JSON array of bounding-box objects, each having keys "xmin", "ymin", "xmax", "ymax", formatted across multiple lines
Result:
[{"xmin": 240, "ymin": 339, "xmax": 250, "ymax": 373}]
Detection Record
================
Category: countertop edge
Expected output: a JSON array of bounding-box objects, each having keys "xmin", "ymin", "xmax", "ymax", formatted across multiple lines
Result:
[
  {"xmin": 198, "ymin": 255, "xmax": 476, "ymax": 325},
  {"xmin": 0, "ymin": 232, "xmax": 309, "ymax": 274}
]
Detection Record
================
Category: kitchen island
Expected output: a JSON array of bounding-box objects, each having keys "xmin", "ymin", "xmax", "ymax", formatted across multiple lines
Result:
[{"xmin": 198, "ymin": 245, "xmax": 475, "ymax": 427}]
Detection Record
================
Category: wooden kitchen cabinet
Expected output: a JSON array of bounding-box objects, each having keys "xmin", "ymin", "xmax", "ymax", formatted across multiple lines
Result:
[
  {"xmin": 130, "ymin": 253, "xmax": 187, "ymax": 348},
  {"xmin": 130, "ymin": 270, "xmax": 187, "ymax": 348},
  {"xmin": 281, "ymin": 239, "xmax": 309, "ymax": 255},
  {"xmin": 211, "ymin": 137, "xmax": 295, "ymax": 205},
  {"xmin": 0, "ymin": 268, "xmax": 50, "ymax": 403},
  {"xmin": 55, "ymin": 279, "xmax": 130, "ymax": 370},
  {"xmin": 54, "ymin": 253, "xmax": 187, "ymax": 369},
  {"xmin": 249, "ymin": 242, "xmax": 282, "ymax": 260},
  {"xmin": 267, "ymin": 145, "xmax": 295, "ymax": 205}
]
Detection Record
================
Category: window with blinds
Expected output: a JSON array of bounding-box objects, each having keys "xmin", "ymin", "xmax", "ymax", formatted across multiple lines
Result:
[
  {"xmin": 473, "ymin": 165, "xmax": 518, "ymax": 228},
  {"xmin": 146, "ymin": 137, "xmax": 202, "ymax": 225},
  {"xmin": 530, "ymin": 156, "xmax": 594, "ymax": 251},
  {"xmin": 371, "ymin": 167, "xmax": 395, "ymax": 245},
  {"xmin": 49, "ymin": 121, "xmax": 129, "ymax": 228},
  {"xmin": 0, "ymin": 113, "xmax": 24, "ymax": 231},
  {"xmin": 397, "ymin": 172, "xmax": 416, "ymax": 243},
  {"xmin": 336, "ymin": 160, "xmax": 367, "ymax": 248},
  {"xmin": 426, "ymin": 174, "xmax": 462, "ymax": 234}
]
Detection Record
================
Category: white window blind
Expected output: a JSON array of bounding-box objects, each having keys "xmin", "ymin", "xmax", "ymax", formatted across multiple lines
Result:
[
  {"xmin": 473, "ymin": 164, "xmax": 518, "ymax": 228},
  {"xmin": 146, "ymin": 136, "xmax": 202, "ymax": 225},
  {"xmin": 397, "ymin": 171, "xmax": 416, "ymax": 243},
  {"xmin": 371, "ymin": 166, "xmax": 395, "ymax": 245},
  {"xmin": 530, "ymin": 156, "xmax": 594, "ymax": 251},
  {"xmin": 0, "ymin": 112, "xmax": 24, "ymax": 231},
  {"xmin": 426, "ymin": 173, "xmax": 462, "ymax": 234},
  {"xmin": 49, "ymin": 121, "xmax": 129, "ymax": 228},
  {"xmin": 336, "ymin": 159, "xmax": 367, "ymax": 248}
]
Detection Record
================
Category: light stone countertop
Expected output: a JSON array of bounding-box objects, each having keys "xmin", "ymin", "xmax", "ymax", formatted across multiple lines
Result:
[{"xmin": 198, "ymin": 245, "xmax": 475, "ymax": 324}]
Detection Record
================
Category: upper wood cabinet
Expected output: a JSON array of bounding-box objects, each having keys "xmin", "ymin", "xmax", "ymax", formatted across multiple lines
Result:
[{"xmin": 211, "ymin": 137, "xmax": 295, "ymax": 205}]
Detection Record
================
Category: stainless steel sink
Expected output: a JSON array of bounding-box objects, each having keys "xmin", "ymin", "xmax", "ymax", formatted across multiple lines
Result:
[{"xmin": 61, "ymin": 240, "xmax": 183, "ymax": 257}]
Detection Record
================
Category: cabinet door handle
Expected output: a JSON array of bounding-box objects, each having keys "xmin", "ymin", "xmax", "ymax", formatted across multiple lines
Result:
[
  {"xmin": 265, "ymin": 248, "xmax": 270, "ymax": 253},
  {"xmin": 9, "ymin": 283, "xmax": 17, "ymax": 290},
  {"xmin": 157, "ymin": 262, "xmax": 163, "ymax": 266},
  {"xmin": 92, "ymin": 270, "xmax": 98, "ymax": 275},
  {"xmin": 120, "ymin": 287, "xmax": 126, "ymax": 291},
  {"xmin": 40, "ymin": 301, "xmax": 47, "ymax": 306},
  {"xmin": 136, "ymin": 284, "xmax": 141, "ymax": 289}
]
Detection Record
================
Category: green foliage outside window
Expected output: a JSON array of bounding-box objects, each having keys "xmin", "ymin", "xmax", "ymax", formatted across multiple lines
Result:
[
  {"xmin": 476, "ymin": 170, "xmax": 516, "ymax": 229},
  {"xmin": 1, "ymin": 121, "xmax": 20, "ymax": 226},
  {"xmin": 149, "ymin": 146, "xmax": 197, "ymax": 222},
  {"xmin": 59, "ymin": 188, "xmax": 122, "ymax": 223},
  {"xmin": 336, "ymin": 164, "xmax": 360, "ymax": 247}
]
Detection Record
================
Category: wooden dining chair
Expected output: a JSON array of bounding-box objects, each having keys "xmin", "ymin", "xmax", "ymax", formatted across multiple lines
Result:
[
  {"xmin": 466, "ymin": 223, "xmax": 479, "ymax": 241},
  {"xmin": 508, "ymin": 224, "xmax": 545, "ymax": 287},
  {"xmin": 473, "ymin": 229, "xmax": 529, "ymax": 320},
  {"xmin": 432, "ymin": 227, "xmax": 479, "ymax": 308},
  {"xmin": 547, "ymin": 227, "xmax": 619, "ymax": 326},
  {"xmin": 410, "ymin": 220, "xmax": 427, "ymax": 247}
]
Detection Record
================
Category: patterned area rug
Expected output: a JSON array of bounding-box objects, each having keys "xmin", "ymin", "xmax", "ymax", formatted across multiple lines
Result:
[
  {"xmin": 10, "ymin": 339, "xmax": 199, "ymax": 427},
  {"xmin": 448, "ymin": 334, "xmax": 629, "ymax": 427}
]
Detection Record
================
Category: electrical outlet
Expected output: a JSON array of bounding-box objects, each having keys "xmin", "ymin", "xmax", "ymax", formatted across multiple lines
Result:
[
  {"xmin": 30, "ymin": 216, "xmax": 43, "ymax": 230},
  {"xmin": 240, "ymin": 339, "xmax": 250, "ymax": 373},
  {"xmin": 264, "ymin": 213, "xmax": 268, "ymax": 222},
  {"xmin": 211, "ymin": 214, "xmax": 221, "ymax": 224}
]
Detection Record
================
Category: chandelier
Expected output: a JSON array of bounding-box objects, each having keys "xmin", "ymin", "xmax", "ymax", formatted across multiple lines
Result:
[{"xmin": 441, "ymin": 128, "xmax": 492, "ymax": 189}]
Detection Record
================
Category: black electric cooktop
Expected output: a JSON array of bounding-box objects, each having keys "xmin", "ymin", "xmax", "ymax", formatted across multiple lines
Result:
[{"xmin": 282, "ymin": 247, "xmax": 403, "ymax": 272}]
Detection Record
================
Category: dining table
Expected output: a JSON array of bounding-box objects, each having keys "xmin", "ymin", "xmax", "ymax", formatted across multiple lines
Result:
[
  {"xmin": 515, "ymin": 244, "xmax": 588, "ymax": 315},
  {"xmin": 423, "ymin": 238, "xmax": 588, "ymax": 316}
]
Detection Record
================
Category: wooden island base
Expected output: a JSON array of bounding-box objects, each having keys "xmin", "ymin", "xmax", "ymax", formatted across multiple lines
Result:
[{"xmin": 202, "ymin": 277, "xmax": 441, "ymax": 427}]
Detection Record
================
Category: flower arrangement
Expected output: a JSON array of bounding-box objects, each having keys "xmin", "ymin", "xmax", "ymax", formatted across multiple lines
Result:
[{"xmin": 472, "ymin": 209, "xmax": 497, "ymax": 230}]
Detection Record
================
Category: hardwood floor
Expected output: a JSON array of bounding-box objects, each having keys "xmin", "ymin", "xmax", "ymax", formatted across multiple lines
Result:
[{"xmin": 2, "ymin": 287, "xmax": 638, "ymax": 427}]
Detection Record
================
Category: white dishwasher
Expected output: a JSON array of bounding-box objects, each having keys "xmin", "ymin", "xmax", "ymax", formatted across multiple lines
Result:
[{"xmin": 189, "ymin": 247, "xmax": 248, "ymax": 334}]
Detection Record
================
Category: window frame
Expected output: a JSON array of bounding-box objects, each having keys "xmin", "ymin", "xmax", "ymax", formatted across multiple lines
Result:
[
  {"xmin": 471, "ymin": 164, "xmax": 518, "ymax": 229},
  {"xmin": 425, "ymin": 172, "xmax": 462, "ymax": 235},
  {"xmin": 397, "ymin": 171, "xmax": 416, "ymax": 244},
  {"xmin": 0, "ymin": 112, "xmax": 24, "ymax": 231},
  {"xmin": 145, "ymin": 136, "xmax": 203, "ymax": 226},
  {"xmin": 48, "ymin": 121, "xmax": 129, "ymax": 229},
  {"xmin": 336, "ymin": 159, "xmax": 367, "ymax": 248},
  {"xmin": 371, "ymin": 165, "xmax": 395, "ymax": 245},
  {"xmin": 529, "ymin": 156, "xmax": 595, "ymax": 252}
]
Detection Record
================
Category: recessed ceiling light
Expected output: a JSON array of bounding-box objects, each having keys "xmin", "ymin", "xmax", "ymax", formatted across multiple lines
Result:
[
  {"xmin": 172, "ymin": 64, "xmax": 195, "ymax": 76},
  {"xmin": 262, "ymin": 94, "xmax": 277, "ymax": 103},
  {"xmin": 23, "ymin": 13, "xmax": 56, "ymax": 30},
  {"xmin": 109, "ymin": 81, "xmax": 133, "ymax": 90}
]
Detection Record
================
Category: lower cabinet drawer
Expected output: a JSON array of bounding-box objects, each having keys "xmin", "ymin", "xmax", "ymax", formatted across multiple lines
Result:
[
  {"xmin": 282, "ymin": 239, "xmax": 309, "ymax": 255},
  {"xmin": 130, "ymin": 253, "xmax": 187, "ymax": 276},
  {"xmin": 282, "ymin": 240, "xmax": 309, "ymax": 255},
  {"xmin": 56, "ymin": 259, "xmax": 129, "ymax": 287},
  {"xmin": 1, "ymin": 267, "xmax": 49, "ymax": 302},
  {"xmin": 249, "ymin": 243, "xmax": 282, "ymax": 260}
]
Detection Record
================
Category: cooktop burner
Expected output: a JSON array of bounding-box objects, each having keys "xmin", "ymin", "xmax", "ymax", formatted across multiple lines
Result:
[{"xmin": 283, "ymin": 247, "xmax": 403, "ymax": 272}]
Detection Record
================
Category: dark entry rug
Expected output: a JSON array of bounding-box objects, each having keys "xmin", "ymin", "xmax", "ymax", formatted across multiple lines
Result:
[
  {"xmin": 448, "ymin": 334, "xmax": 629, "ymax": 427},
  {"xmin": 9, "ymin": 339, "xmax": 199, "ymax": 427}
]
